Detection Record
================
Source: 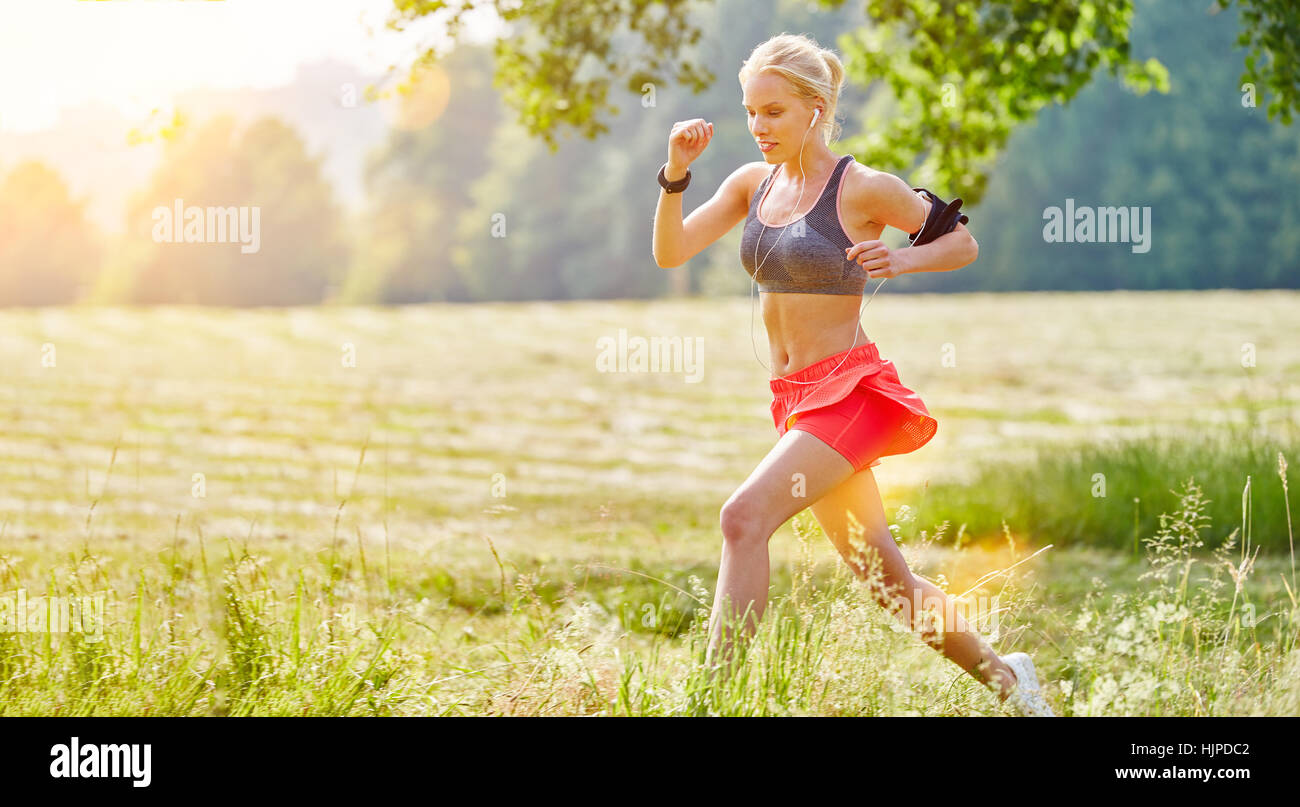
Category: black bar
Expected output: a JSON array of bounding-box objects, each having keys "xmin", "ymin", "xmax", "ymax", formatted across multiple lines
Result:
[{"xmin": 0, "ymin": 716, "xmax": 1286, "ymax": 794}]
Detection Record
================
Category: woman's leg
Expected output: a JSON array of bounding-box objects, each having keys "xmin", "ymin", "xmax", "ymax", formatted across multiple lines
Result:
[
  {"xmin": 808, "ymin": 467, "xmax": 1019, "ymax": 702},
  {"xmin": 708, "ymin": 429, "xmax": 859, "ymax": 676}
]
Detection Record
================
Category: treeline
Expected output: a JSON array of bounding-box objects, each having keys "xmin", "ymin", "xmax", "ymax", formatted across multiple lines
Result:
[
  {"xmin": 0, "ymin": 0, "xmax": 1293, "ymax": 306},
  {"xmin": 901, "ymin": 0, "xmax": 1300, "ymax": 292}
]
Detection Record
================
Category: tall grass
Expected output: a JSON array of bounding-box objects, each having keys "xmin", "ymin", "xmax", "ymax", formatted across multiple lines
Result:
[
  {"xmin": 512, "ymin": 459, "xmax": 1300, "ymax": 716},
  {"xmin": 920, "ymin": 425, "xmax": 1299, "ymax": 552},
  {"xmin": 2, "ymin": 447, "xmax": 1297, "ymax": 714}
]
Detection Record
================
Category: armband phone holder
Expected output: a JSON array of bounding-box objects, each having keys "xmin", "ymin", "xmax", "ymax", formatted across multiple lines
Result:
[{"xmin": 907, "ymin": 188, "xmax": 969, "ymax": 246}]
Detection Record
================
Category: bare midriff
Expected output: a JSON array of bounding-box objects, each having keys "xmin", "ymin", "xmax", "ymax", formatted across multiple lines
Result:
[{"xmin": 760, "ymin": 293, "xmax": 871, "ymax": 377}]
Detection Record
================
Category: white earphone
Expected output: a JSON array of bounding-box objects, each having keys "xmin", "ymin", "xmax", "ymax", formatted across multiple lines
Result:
[{"xmin": 810, "ymin": 108, "xmax": 821, "ymax": 127}]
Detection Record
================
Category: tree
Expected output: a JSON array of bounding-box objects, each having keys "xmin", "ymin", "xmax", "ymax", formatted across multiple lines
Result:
[
  {"xmin": 382, "ymin": 0, "xmax": 1296, "ymax": 204},
  {"xmin": 118, "ymin": 115, "xmax": 349, "ymax": 305},
  {"xmin": 904, "ymin": 0, "xmax": 1300, "ymax": 292},
  {"xmin": 0, "ymin": 161, "xmax": 102, "ymax": 305},
  {"xmin": 342, "ymin": 44, "xmax": 501, "ymax": 303}
]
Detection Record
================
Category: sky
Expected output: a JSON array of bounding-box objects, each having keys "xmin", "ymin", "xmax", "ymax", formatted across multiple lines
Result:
[{"xmin": 0, "ymin": 0, "xmax": 504, "ymax": 134}]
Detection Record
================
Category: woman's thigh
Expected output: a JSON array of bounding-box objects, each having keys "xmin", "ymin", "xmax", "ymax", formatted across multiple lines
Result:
[
  {"xmin": 807, "ymin": 467, "xmax": 915, "ymax": 598},
  {"xmin": 723, "ymin": 428, "xmax": 860, "ymax": 541}
]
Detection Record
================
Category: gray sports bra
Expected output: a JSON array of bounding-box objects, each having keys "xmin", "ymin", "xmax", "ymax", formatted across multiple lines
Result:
[{"xmin": 740, "ymin": 154, "xmax": 868, "ymax": 295}]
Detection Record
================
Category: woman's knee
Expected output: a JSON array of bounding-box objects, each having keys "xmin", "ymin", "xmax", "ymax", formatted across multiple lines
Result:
[{"xmin": 719, "ymin": 497, "xmax": 770, "ymax": 546}]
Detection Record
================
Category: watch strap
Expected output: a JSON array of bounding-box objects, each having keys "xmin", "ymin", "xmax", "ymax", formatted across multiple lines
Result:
[{"xmin": 658, "ymin": 163, "xmax": 691, "ymax": 193}]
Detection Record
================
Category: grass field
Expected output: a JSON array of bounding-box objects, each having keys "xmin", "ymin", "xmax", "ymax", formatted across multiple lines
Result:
[{"xmin": 1, "ymin": 291, "xmax": 1298, "ymax": 715}]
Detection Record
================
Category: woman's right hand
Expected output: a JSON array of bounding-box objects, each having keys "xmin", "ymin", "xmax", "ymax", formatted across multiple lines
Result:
[{"xmin": 667, "ymin": 119, "xmax": 713, "ymax": 174}]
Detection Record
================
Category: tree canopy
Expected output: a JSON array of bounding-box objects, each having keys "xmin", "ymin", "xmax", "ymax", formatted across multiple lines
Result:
[{"xmin": 384, "ymin": 0, "xmax": 1297, "ymax": 203}]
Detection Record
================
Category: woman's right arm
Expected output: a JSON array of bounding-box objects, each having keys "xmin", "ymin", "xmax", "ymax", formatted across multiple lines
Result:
[{"xmin": 653, "ymin": 119, "xmax": 756, "ymax": 269}]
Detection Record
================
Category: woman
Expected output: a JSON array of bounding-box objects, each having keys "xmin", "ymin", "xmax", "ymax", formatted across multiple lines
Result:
[{"xmin": 652, "ymin": 33, "xmax": 1054, "ymax": 716}]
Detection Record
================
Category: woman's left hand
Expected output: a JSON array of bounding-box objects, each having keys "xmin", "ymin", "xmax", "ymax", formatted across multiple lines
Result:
[{"xmin": 846, "ymin": 240, "xmax": 907, "ymax": 279}]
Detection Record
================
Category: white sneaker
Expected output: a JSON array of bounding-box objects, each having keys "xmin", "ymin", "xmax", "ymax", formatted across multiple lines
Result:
[{"xmin": 1001, "ymin": 652, "xmax": 1056, "ymax": 716}]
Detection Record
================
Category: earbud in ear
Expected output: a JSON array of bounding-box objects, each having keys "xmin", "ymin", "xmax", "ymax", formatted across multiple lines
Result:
[{"xmin": 809, "ymin": 108, "xmax": 822, "ymax": 129}]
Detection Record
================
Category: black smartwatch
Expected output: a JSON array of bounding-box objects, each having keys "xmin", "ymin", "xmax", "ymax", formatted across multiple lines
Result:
[{"xmin": 658, "ymin": 163, "xmax": 691, "ymax": 193}]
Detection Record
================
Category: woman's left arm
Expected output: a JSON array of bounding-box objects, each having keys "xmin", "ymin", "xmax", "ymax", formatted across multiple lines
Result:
[
  {"xmin": 848, "ymin": 171, "xmax": 979, "ymax": 278},
  {"xmin": 897, "ymin": 221, "xmax": 978, "ymax": 275}
]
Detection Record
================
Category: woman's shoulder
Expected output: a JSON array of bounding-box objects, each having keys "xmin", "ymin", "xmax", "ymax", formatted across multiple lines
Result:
[
  {"xmin": 739, "ymin": 160, "xmax": 774, "ymax": 200},
  {"xmin": 839, "ymin": 158, "xmax": 889, "ymax": 196},
  {"xmin": 839, "ymin": 160, "xmax": 932, "ymax": 231},
  {"xmin": 839, "ymin": 160, "xmax": 915, "ymax": 213}
]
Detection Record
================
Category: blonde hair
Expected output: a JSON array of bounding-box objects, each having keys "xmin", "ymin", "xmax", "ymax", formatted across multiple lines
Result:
[{"xmin": 738, "ymin": 33, "xmax": 846, "ymax": 145}]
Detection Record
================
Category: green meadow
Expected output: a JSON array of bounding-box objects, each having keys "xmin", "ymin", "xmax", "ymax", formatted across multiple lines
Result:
[{"xmin": 1, "ymin": 290, "xmax": 1297, "ymax": 715}]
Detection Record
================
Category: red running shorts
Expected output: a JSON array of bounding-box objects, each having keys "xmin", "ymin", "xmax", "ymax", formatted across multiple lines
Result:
[{"xmin": 770, "ymin": 341, "xmax": 938, "ymax": 473}]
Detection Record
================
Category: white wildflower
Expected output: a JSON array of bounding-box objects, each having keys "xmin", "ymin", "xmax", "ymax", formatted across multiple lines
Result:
[
  {"xmin": 1145, "ymin": 601, "xmax": 1190, "ymax": 628},
  {"xmin": 1089, "ymin": 673, "xmax": 1119, "ymax": 714}
]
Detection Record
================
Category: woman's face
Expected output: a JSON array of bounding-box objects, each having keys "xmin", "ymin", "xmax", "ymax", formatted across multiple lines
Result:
[{"xmin": 742, "ymin": 72, "xmax": 817, "ymax": 162}]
